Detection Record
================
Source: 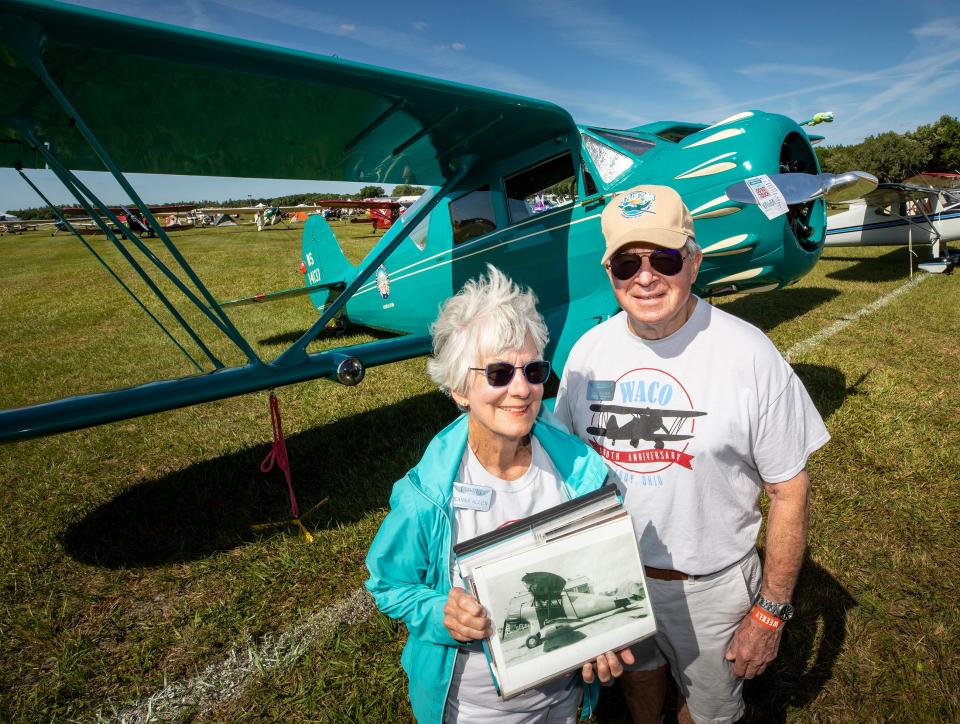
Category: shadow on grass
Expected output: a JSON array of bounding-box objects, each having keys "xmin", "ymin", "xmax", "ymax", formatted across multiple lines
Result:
[
  {"xmin": 713, "ymin": 287, "xmax": 840, "ymax": 333},
  {"xmin": 791, "ymin": 363, "xmax": 849, "ymax": 421},
  {"xmin": 259, "ymin": 324, "xmax": 396, "ymax": 347},
  {"xmin": 741, "ymin": 553, "xmax": 857, "ymax": 722},
  {"xmin": 61, "ymin": 391, "xmax": 457, "ymax": 569},
  {"xmin": 823, "ymin": 247, "xmax": 913, "ymax": 283},
  {"xmin": 594, "ymin": 554, "xmax": 856, "ymax": 723}
]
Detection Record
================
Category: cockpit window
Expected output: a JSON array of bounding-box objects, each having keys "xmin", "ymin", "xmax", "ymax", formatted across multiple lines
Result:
[
  {"xmin": 594, "ymin": 131, "xmax": 655, "ymax": 158},
  {"xmin": 581, "ymin": 132, "xmax": 633, "ymax": 184},
  {"xmin": 450, "ymin": 185, "xmax": 496, "ymax": 245},
  {"xmin": 503, "ymin": 153, "xmax": 576, "ymax": 224},
  {"xmin": 399, "ymin": 187, "xmax": 436, "ymax": 251}
]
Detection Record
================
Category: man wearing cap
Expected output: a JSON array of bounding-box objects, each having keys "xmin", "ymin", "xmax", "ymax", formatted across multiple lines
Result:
[{"xmin": 554, "ymin": 185, "xmax": 829, "ymax": 723}]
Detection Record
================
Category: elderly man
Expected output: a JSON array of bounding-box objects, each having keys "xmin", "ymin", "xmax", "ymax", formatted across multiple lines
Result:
[{"xmin": 554, "ymin": 185, "xmax": 829, "ymax": 723}]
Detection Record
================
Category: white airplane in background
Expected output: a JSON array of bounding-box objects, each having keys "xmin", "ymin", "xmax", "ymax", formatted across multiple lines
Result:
[{"xmin": 825, "ymin": 173, "xmax": 960, "ymax": 272}]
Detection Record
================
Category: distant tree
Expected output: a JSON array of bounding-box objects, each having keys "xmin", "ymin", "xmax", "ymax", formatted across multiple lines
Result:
[
  {"xmin": 392, "ymin": 184, "xmax": 426, "ymax": 197},
  {"xmin": 909, "ymin": 115, "xmax": 960, "ymax": 173},
  {"xmin": 358, "ymin": 185, "xmax": 386, "ymax": 199},
  {"xmin": 818, "ymin": 132, "xmax": 930, "ymax": 183},
  {"xmin": 855, "ymin": 132, "xmax": 931, "ymax": 182}
]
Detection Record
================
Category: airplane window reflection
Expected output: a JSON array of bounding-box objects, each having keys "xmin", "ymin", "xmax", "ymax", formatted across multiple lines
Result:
[
  {"xmin": 450, "ymin": 185, "xmax": 496, "ymax": 244},
  {"xmin": 504, "ymin": 153, "xmax": 576, "ymax": 224}
]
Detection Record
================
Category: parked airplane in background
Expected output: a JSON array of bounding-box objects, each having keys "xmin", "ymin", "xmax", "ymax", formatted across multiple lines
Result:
[
  {"xmin": 0, "ymin": 0, "xmax": 875, "ymax": 443},
  {"xmin": 825, "ymin": 173, "xmax": 960, "ymax": 268}
]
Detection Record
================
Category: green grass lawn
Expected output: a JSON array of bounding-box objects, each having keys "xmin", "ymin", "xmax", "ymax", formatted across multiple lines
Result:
[{"xmin": 0, "ymin": 224, "xmax": 957, "ymax": 722}]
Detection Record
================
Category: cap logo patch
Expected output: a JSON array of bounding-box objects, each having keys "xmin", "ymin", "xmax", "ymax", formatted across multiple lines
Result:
[{"xmin": 618, "ymin": 190, "xmax": 656, "ymax": 219}]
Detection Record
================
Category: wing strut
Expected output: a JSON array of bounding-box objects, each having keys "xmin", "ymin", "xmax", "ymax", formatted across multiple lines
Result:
[
  {"xmin": 16, "ymin": 167, "xmax": 205, "ymax": 373},
  {"xmin": 22, "ymin": 133, "xmax": 226, "ymax": 369},
  {"xmin": 274, "ymin": 163, "xmax": 470, "ymax": 367},
  {"xmin": 4, "ymin": 16, "xmax": 261, "ymax": 366}
]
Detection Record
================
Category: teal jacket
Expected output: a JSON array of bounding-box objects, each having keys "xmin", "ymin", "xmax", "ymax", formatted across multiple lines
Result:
[{"xmin": 365, "ymin": 411, "xmax": 611, "ymax": 724}]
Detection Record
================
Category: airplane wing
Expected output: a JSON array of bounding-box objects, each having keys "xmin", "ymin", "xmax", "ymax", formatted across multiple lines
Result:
[
  {"xmin": 828, "ymin": 182, "xmax": 938, "ymax": 214},
  {"xmin": 0, "ymin": 0, "xmax": 577, "ymax": 185},
  {"xmin": 0, "ymin": 0, "xmax": 579, "ymax": 443}
]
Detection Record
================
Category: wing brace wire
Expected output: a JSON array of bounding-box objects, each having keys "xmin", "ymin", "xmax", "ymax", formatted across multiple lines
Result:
[
  {"xmin": 16, "ymin": 167, "xmax": 204, "ymax": 373},
  {"xmin": 23, "ymin": 134, "xmax": 226, "ymax": 369},
  {"xmin": 3, "ymin": 16, "xmax": 261, "ymax": 366}
]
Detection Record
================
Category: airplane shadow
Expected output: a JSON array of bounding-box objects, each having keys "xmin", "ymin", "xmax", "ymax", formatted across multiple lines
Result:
[
  {"xmin": 821, "ymin": 247, "xmax": 914, "ymax": 283},
  {"xmin": 594, "ymin": 554, "xmax": 856, "ymax": 723},
  {"xmin": 711, "ymin": 287, "xmax": 839, "ymax": 333},
  {"xmin": 258, "ymin": 324, "xmax": 397, "ymax": 347},
  {"xmin": 60, "ymin": 392, "xmax": 458, "ymax": 569}
]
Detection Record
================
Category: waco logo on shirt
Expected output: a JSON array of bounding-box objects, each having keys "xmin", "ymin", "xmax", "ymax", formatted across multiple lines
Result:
[{"xmin": 585, "ymin": 368, "xmax": 706, "ymax": 474}]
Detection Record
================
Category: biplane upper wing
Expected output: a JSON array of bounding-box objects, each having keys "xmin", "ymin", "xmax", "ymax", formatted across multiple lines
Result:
[
  {"xmin": 0, "ymin": 0, "xmax": 582, "ymax": 443},
  {"xmin": 0, "ymin": 0, "xmax": 577, "ymax": 185}
]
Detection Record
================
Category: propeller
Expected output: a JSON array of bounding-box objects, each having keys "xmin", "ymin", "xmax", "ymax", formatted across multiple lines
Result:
[{"xmin": 725, "ymin": 171, "xmax": 878, "ymax": 207}]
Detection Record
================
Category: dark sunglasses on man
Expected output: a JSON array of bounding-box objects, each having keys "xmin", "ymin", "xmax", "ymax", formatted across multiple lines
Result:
[
  {"xmin": 607, "ymin": 249, "xmax": 687, "ymax": 280},
  {"xmin": 469, "ymin": 360, "xmax": 552, "ymax": 387}
]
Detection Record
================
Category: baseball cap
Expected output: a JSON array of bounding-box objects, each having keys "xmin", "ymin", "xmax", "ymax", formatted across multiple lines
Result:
[{"xmin": 600, "ymin": 185, "xmax": 694, "ymax": 264}]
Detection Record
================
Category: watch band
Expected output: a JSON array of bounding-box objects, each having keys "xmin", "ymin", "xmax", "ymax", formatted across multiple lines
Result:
[
  {"xmin": 750, "ymin": 603, "xmax": 783, "ymax": 631},
  {"xmin": 756, "ymin": 594, "xmax": 794, "ymax": 622}
]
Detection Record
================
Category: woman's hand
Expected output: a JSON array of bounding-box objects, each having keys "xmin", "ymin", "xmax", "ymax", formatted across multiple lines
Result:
[
  {"xmin": 581, "ymin": 647, "xmax": 635, "ymax": 684},
  {"xmin": 443, "ymin": 587, "xmax": 492, "ymax": 642}
]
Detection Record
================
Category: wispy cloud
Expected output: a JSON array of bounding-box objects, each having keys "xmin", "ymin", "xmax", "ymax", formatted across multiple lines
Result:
[
  {"xmin": 727, "ymin": 20, "xmax": 960, "ymax": 143},
  {"xmin": 451, "ymin": 42, "xmax": 465, "ymax": 51},
  {"xmin": 521, "ymin": 0, "xmax": 729, "ymax": 112},
  {"xmin": 412, "ymin": 20, "xmax": 427, "ymax": 31}
]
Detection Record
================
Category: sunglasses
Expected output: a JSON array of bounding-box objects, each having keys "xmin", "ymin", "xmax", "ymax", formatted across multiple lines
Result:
[
  {"xmin": 608, "ymin": 249, "xmax": 686, "ymax": 280},
  {"xmin": 469, "ymin": 360, "xmax": 552, "ymax": 387}
]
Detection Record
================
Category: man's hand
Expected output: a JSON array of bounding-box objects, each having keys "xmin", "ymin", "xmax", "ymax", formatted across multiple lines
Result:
[
  {"xmin": 723, "ymin": 612, "xmax": 781, "ymax": 678},
  {"xmin": 582, "ymin": 647, "xmax": 636, "ymax": 684},
  {"xmin": 443, "ymin": 587, "xmax": 491, "ymax": 642}
]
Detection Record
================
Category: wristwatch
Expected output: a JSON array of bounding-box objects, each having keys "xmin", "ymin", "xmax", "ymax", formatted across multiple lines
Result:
[{"xmin": 756, "ymin": 595, "xmax": 795, "ymax": 623}]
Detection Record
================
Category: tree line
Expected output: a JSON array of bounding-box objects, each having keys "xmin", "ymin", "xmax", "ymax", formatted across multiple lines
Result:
[{"xmin": 816, "ymin": 115, "xmax": 960, "ymax": 183}]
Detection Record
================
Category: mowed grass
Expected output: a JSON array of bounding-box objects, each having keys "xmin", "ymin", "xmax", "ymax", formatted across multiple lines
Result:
[{"xmin": 0, "ymin": 223, "xmax": 957, "ymax": 722}]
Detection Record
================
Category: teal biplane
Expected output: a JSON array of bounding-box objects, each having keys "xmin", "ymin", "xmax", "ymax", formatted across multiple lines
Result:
[{"xmin": 0, "ymin": 0, "xmax": 875, "ymax": 443}]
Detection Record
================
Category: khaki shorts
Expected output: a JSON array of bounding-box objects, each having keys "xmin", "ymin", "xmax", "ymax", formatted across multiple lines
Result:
[{"xmin": 627, "ymin": 550, "xmax": 762, "ymax": 724}]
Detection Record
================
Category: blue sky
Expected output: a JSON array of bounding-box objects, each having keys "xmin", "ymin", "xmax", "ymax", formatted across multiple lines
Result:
[{"xmin": 3, "ymin": 0, "xmax": 958, "ymax": 212}]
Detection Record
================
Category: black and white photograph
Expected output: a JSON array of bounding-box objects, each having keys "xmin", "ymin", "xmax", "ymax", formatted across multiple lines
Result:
[{"xmin": 470, "ymin": 516, "xmax": 656, "ymax": 697}]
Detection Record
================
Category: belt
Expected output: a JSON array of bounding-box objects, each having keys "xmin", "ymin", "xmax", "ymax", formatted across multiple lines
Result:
[{"xmin": 644, "ymin": 565, "xmax": 700, "ymax": 581}]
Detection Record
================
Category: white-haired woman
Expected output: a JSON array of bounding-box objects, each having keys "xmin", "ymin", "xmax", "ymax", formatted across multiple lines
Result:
[{"xmin": 366, "ymin": 266, "xmax": 632, "ymax": 724}]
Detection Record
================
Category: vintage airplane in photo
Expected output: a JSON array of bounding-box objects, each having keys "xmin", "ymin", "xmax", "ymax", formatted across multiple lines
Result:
[
  {"xmin": 0, "ymin": 0, "xmax": 875, "ymax": 443},
  {"xmin": 501, "ymin": 571, "xmax": 647, "ymax": 651},
  {"xmin": 825, "ymin": 174, "xmax": 960, "ymax": 265},
  {"xmin": 586, "ymin": 403, "xmax": 707, "ymax": 450}
]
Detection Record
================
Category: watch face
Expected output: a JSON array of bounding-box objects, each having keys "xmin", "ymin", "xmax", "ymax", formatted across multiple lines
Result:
[{"xmin": 758, "ymin": 596, "xmax": 794, "ymax": 622}]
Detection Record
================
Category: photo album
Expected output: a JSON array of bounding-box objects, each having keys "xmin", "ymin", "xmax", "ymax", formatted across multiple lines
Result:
[{"xmin": 454, "ymin": 485, "xmax": 656, "ymax": 698}]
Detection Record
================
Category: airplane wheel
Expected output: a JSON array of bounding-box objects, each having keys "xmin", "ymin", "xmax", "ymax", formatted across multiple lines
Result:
[
  {"xmin": 655, "ymin": 440, "xmax": 664, "ymax": 450},
  {"xmin": 525, "ymin": 634, "xmax": 541, "ymax": 649}
]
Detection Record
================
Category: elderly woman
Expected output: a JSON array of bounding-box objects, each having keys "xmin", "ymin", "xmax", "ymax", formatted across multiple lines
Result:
[{"xmin": 365, "ymin": 266, "xmax": 631, "ymax": 724}]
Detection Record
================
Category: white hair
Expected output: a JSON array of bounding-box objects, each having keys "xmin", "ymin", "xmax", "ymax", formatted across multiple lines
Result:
[
  {"xmin": 684, "ymin": 236, "xmax": 700, "ymax": 255},
  {"xmin": 428, "ymin": 265, "xmax": 549, "ymax": 397}
]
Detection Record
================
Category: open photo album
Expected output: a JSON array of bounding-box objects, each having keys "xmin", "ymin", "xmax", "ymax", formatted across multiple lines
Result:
[{"xmin": 454, "ymin": 485, "xmax": 656, "ymax": 698}]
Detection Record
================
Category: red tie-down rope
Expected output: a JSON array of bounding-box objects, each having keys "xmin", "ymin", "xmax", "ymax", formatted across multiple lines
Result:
[{"xmin": 259, "ymin": 391, "xmax": 314, "ymax": 542}]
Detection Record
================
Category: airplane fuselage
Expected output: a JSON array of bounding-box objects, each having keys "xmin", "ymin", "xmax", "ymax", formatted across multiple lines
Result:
[
  {"xmin": 826, "ymin": 198, "xmax": 960, "ymax": 249},
  {"xmin": 307, "ymin": 112, "xmax": 827, "ymax": 371}
]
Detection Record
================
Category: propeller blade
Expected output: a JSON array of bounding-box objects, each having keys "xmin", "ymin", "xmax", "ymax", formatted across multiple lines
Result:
[{"xmin": 725, "ymin": 171, "xmax": 877, "ymax": 206}]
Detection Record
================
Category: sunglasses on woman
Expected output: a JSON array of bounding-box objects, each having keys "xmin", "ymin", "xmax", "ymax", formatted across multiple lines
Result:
[
  {"xmin": 608, "ymin": 249, "xmax": 686, "ymax": 280},
  {"xmin": 469, "ymin": 360, "xmax": 552, "ymax": 387}
]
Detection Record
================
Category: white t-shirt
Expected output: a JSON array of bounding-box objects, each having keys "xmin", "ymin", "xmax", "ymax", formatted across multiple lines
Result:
[
  {"xmin": 446, "ymin": 438, "xmax": 578, "ymax": 717},
  {"xmin": 555, "ymin": 298, "xmax": 829, "ymax": 575}
]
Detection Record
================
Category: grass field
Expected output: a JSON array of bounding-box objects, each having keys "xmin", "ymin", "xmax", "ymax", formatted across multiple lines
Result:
[{"xmin": 0, "ymin": 221, "xmax": 957, "ymax": 722}]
